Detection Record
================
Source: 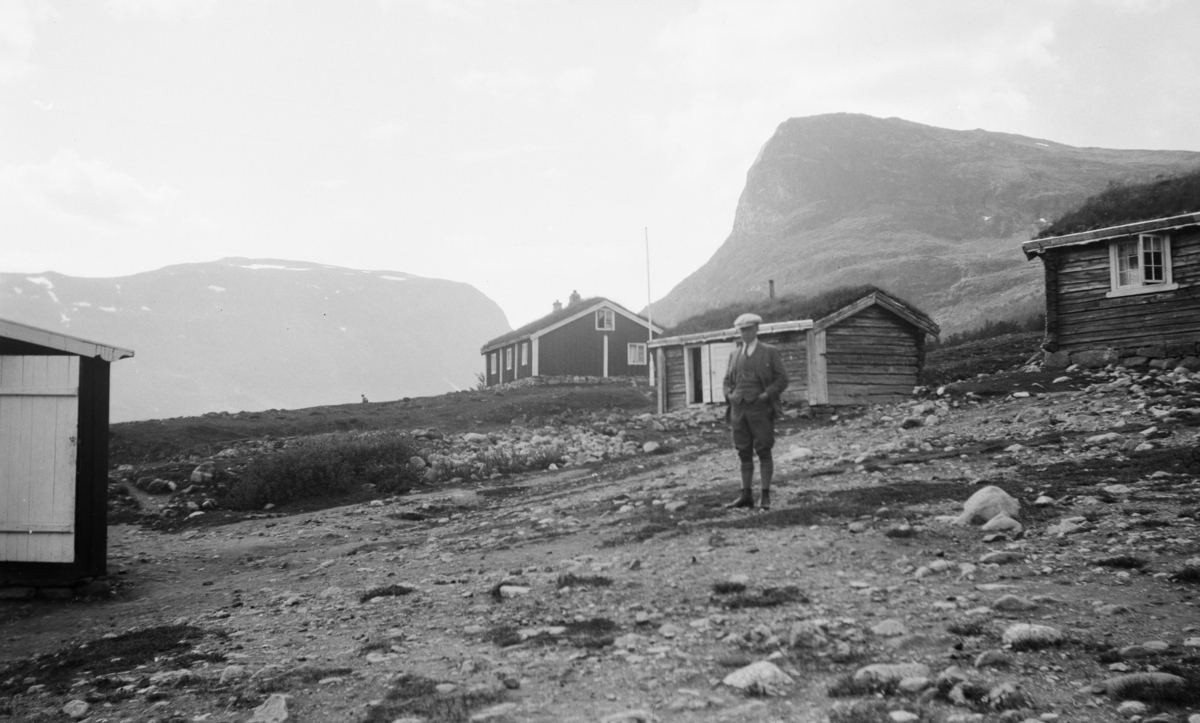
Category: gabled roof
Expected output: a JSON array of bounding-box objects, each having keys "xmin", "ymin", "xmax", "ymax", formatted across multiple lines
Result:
[
  {"xmin": 813, "ymin": 290, "xmax": 940, "ymax": 336},
  {"xmin": 481, "ymin": 298, "xmax": 663, "ymax": 354},
  {"xmin": 0, "ymin": 318, "xmax": 135, "ymax": 362},
  {"xmin": 649, "ymin": 290, "xmax": 938, "ymax": 348},
  {"xmin": 1021, "ymin": 212, "xmax": 1200, "ymax": 259}
]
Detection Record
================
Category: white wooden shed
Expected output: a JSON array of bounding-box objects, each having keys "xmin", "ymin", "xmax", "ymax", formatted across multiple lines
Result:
[{"xmin": 0, "ymin": 318, "xmax": 133, "ymax": 588}]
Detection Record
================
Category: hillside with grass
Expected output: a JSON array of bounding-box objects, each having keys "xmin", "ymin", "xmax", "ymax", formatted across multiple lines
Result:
[{"xmin": 650, "ymin": 113, "xmax": 1200, "ymax": 336}]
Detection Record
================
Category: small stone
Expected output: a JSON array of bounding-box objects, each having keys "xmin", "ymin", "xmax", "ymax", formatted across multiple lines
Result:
[
  {"xmin": 1034, "ymin": 496, "xmax": 1054, "ymax": 506},
  {"xmin": 898, "ymin": 677, "xmax": 931, "ymax": 693},
  {"xmin": 219, "ymin": 665, "xmax": 248, "ymax": 684},
  {"xmin": 1117, "ymin": 700, "xmax": 1149, "ymax": 717},
  {"xmin": 248, "ymin": 693, "xmax": 289, "ymax": 723},
  {"xmin": 974, "ymin": 649, "xmax": 1010, "ymax": 669},
  {"xmin": 1118, "ymin": 644, "xmax": 1156, "ymax": 659},
  {"xmin": 470, "ymin": 702, "xmax": 519, "ymax": 722},
  {"xmin": 890, "ymin": 712, "xmax": 920, "ymax": 722},
  {"xmin": 1097, "ymin": 604, "xmax": 1131, "ymax": 616},
  {"xmin": 721, "ymin": 661, "xmax": 794, "ymax": 696},
  {"xmin": 498, "ymin": 585, "xmax": 530, "ymax": 598},
  {"xmin": 599, "ymin": 710, "xmax": 659, "ymax": 723},
  {"xmin": 993, "ymin": 594, "xmax": 1037, "ymax": 612},
  {"xmin": 980, "ymin": 551, "xmax": 1024, "ymax": 565},
  {"xmin": 848, "ymin": 521, "xmax": 869, "ymax": 533},
  {"xmin": 956, "ymin": 486, "xmax": 1020, "ymax": 526},
  {"xmin": 1000, "ymin": 623, "xmax": 1063, "ymax": 649},
  {"xmin": 642, "ymin": 441, "xmax": 662, "ymax": 454},
  {"xmin": 854, "ymin": 662, "xmax": 930, "ymax": 683},
  {"xmin": 62, "ymin": 700, "xmax": 89, "ymax": 720},
  {"xmin": 871, "ymin": 619, "xmax": 909, "ymax": 637},
  {"xmin": 981, "ymin": 513, "xmax": 1022, "ymax": 532}
]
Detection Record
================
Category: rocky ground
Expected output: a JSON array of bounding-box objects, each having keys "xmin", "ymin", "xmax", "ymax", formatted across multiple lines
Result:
[{"xmin": 3, "ymin": 360, "xmax": 1200, "ymax": 723}]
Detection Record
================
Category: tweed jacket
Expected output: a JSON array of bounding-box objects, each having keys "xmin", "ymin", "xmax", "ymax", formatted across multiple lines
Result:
[{"xmin": 723, "ymin": 341, "xmax": 789, "ymax": 419}]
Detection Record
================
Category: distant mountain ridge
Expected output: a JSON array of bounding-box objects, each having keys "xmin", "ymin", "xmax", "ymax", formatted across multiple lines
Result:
[
  {"xmin": 651, "ymin": 113, "xmax": 1200, "ymax": 333},
  {"xmin": 0, "ymin": 258, "xmax": 510, "ymax": 421}
]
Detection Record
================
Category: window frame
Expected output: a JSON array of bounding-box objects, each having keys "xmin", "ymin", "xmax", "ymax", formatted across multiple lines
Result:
[
  {"xmin": 1107, "ymin": 233, "xmax": 1177, "ymax": 298},
  {"xmin": 520, "ymin": 342, "xmax": 528, "ymax": 366},
  {"xmin": 595, "ymin": 308, "xmax": 615, "ymax": 331},
  {"xmin": 489, "ymin": 352, "xmax": 498, "ymax": 375},
  {"xmin": 627, "ymin": 342, "xmax": 647, "ymax": 366},
  {"xmin": 505, "ymin": 347, "xmax": 513, "ymax": 370}
]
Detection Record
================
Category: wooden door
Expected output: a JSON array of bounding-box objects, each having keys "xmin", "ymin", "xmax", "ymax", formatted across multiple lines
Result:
[{"xmin": 0, "ymin": 356, "xmax": 79, "ymax": 563}]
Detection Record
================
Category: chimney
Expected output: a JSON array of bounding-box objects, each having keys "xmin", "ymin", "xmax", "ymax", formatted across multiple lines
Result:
[
  {"xmin": 553, "ymin": 300, "xmax": 563, "ymax": 313},
  {"xmin": 568, "ymin": 289, "xmax": 581, "ymax": 307},
  {"xmin": 768, "ymin": 280, "xmax": 775, "ymax": 299}
]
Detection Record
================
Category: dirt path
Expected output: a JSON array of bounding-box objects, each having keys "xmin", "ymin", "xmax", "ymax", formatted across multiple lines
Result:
[{"xmin": 3, "ymin": 369, "xmax": 1200, "ymax": 723}]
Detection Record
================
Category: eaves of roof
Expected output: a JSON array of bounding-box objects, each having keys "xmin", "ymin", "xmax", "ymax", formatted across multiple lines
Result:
[{"xmin": 1021, "ymin": 212, "xmax": 1200, "ymax": 259}]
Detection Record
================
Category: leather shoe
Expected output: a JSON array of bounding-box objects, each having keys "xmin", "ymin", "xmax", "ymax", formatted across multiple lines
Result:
[
  {"xmin": 727, "ymin": 492, "xmax": 754, "ymax": 509},
  {"xmin": 759, "ymin": 490, "xmax": 770, "ymax": 511}
]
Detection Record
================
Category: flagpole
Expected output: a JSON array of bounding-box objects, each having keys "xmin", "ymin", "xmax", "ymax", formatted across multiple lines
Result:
[{"xmin": 645, "ymin": 227, "xmax": 654, "ymax": 386}]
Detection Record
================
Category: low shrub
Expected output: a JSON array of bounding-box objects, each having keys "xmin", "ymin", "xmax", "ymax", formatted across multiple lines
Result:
[{"xmin": 228, "ymin": 429, "xmax": 422, "ymax": 509}]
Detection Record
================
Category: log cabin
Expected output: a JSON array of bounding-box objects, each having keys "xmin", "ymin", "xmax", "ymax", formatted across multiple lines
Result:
[
  {"xmin": 650, "ymin": 290, "xmax": 938, "ymax": 413},
  {"xmin": 1023, "ymin": 212, "xmax": 1200, "ymax": 369},
  {"xmin": 481, "ymin": 293, "xmax": 663, "ymax": 387},
  {"xmin": 0, "ymin": 318, "xmax": 133, "ymax": 595}
]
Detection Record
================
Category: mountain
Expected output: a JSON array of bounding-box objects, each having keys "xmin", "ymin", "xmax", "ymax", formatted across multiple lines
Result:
[
  {"xmin": 650, "ymin": 114, "xmax": 1200, "ymax": 334},
  {"xmin": 0, "ymin": 259, "xmax": 510, "ymax": 422}
]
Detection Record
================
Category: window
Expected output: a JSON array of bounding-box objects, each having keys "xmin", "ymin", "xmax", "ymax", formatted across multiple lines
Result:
[
  {"xmin": 520, "ymin": 342, "xmax": 528, "ymax": 366},
  {"xmin": 1108, "ymin": 233, "xmax": 1176, "ymax": 298},
  {"xmin": 627, "ymin": 343, "xmax": 647, "ymax": 365},
  {"xmin": 505, "ymin": 347, "xmax": 513, "ymax": 370},
  {"xmin": 489, "ymin": 353, "xmax": 497, "ymax": 375},
  {"xmin": 595, "ymin": 308, "xmax": 615, "ymax": 330}
]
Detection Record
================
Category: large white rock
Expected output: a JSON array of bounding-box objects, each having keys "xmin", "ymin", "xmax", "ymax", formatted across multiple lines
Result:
[
  {"xmin": 955, "ymin": 486, "xmax": 1020, "ymax": 526},
  {"xmin": 980, "ymin": 513, "xmax": 1022, "ymax": 532},
  {"xmin": 721, "ymin": 661, "xmax": 794, "ymax": 696}
]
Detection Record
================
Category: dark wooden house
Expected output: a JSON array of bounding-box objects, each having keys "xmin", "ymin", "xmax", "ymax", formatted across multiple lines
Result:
[
  {"xmin": 481, "ymin": 296, "xmax": 663, "ymax": 386},
  {"xmin": 1023, "ymin": 212, "xmax": 1200, "ymax": 368},
  {"xmin": 1, "ymin": 318, "xmax": 133, "ymax": 591},
  {"xmin": 650, "ymin": 291, "xmax": 938, "ymax": 413}
]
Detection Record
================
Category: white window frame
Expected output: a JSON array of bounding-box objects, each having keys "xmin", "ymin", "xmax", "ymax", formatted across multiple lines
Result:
[
  {"xmin": 520, "ymin": 342, "xmax": 528, "ymax": 366},
  {"xmin": 1107, "ymin": 233, "xmax": 1177, "ymax": 298},
  {"xmin": 490, "ymin": 353, "xmax": 498, "ymax": 375},
  {"xmin": 505, "ymin": 347, "xmax": 513, "ymax": 370},
  {"xmin": 627, "ymin": 342, "xmax": 647, "ymax": 365},
  {"xmin": 595, "ymin": 308, "xmax": 615, "ymax": 331}
]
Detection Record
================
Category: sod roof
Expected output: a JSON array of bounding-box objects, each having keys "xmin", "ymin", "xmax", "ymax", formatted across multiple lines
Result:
[
  {"xmin": 1036, "ymin": 167, "xmax": 1200, "ymax": 239},
  {"xmin": 664, "ymin": 284, "xmax": 933, "ymax": 337},
  {"xmin": 481, "ymin": 297, "xmax": 653, "ymax": 351}
]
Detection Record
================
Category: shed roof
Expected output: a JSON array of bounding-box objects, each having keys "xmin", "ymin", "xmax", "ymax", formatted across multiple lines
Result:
[
  {"xmin": 0, "ymin": 318, "xmax": 135, "ymax": 362},
  {"xmin": 481, "ymin": 297, "xmax": 662, "ymax": 353},
  {"xmin": 1021, "ymin": 212, "xmax": 1200, "ymax": 259},
  {"xmin": 649, "ymin": 290, "xmax": 938, "ymax": 348}
]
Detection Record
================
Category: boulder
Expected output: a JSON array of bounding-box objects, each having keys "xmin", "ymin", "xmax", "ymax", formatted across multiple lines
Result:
[
  {"xmin": 248, "ymin": 693, "xmax": 290, "ymax": 723},
  {"xmin": 955, "ymin": 486, "xmax": 1020, "ymax": 526},
  {"xmin": 190, "ymin": 461, "xmax": 216, "ymax": 484},
  {"xmin": 1043, "ymin": 350, "xmax": 1071, "ymax": 369},
  {"xmin": 980, "ymin": 513, "xmax": 1022, "ymax": 533},
  {"xmin": 1102, "ymin": 672, "xmax": 1188, "ymax": 701}
]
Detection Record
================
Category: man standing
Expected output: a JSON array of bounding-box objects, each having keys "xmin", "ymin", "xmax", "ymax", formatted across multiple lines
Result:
[{"xmin": 724, "ymin": 313, "xmax": 789, "ymax": 510}]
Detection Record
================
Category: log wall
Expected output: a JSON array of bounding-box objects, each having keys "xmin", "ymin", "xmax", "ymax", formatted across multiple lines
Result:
[
  {"xmin": 1051, "ymin": 228, "xmax": 1200, "ymax": 354},
  {"xmin": 823, "ymin": 306, "xmax": 920, "ymax": 406}
]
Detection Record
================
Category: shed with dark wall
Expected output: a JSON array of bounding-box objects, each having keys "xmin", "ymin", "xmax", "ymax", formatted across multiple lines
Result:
[{"xmin": 0, "ymin": 318, "xmax": 133, "ymax": 593}]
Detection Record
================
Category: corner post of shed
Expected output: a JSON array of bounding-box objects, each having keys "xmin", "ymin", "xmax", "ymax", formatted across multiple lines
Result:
[{"xmin": 1041, "ymin": 251, "xmax": 1060, "ymax": 352}]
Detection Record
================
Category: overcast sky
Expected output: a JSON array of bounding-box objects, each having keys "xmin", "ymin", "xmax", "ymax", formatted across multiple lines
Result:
[{"xmin": 2, "ymin": 0, "xmax": 1198, "ymax": 329}]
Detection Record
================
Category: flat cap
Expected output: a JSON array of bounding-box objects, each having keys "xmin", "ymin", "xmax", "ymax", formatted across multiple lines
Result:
[{"xmin": 733, "ymin": 313, "xmax": 762, "ymax": 329}]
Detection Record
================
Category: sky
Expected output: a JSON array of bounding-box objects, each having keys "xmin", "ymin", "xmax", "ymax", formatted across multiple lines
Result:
[{"xmin": 2, "ymin": 0, "xmax": 1199, "ymax": 330}]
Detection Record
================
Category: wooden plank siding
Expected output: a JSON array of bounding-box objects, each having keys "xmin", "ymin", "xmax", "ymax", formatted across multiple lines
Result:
[
  {"xmin": 537, "ymin": 310, "xmax": 653, "ymax": 379},
  {"xmin": 823, "ymin": 306, "xmax": 920, "ymax": 406},
  {"xmin": 663, "ymin": 347, "xmax": 687, "ymax": 411},
  {"xmin": 1050, "ymin": 228, "xmax": 1200, "ymax": 352}
]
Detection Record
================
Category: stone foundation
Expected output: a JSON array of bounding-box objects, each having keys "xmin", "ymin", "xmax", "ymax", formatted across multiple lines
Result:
[
  {"xmin": 0, "ymin": 577, "xmax": 112, "ymax": 601},
  {"xmin": 1044, "ymin": 340, "xmax": 1200, "ymax": 371},
  {"xmin": 493, "ymin": 375, "xmax": 647, "ymax": 390}
]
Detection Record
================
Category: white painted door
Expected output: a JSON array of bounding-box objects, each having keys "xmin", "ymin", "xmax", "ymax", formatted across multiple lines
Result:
[
  {"xmin": 706, "ymin": 343, "xmax": 736, "ymax": 403},
  {"xmin": 0, "ymin": 356, "xmax": 79, "ymax": 563}
]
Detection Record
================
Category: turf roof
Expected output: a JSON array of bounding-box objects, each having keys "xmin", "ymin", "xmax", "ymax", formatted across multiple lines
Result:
[
  {"xmin": 664, "ymin": 284, "xmax": 929, "ymax": 336},
  {"xmin": 1036, "ymin": 167, "xmax": 1200, "ymax": 239}
]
